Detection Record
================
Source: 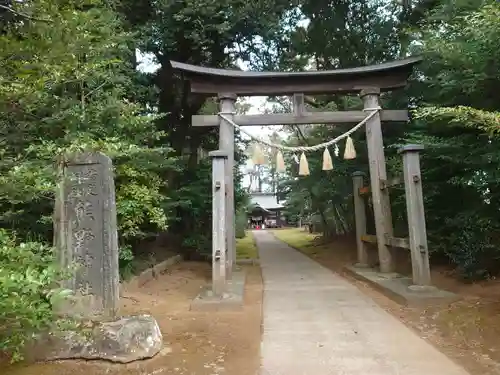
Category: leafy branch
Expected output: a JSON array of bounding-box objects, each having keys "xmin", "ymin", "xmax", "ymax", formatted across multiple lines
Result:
[
  {"xmin": 414, "ymin": 106, "xmax": 500, "ymax": 135},
  {"xmin": 0, "ymin": 4, "xmax": 52, "ymax": 23}
]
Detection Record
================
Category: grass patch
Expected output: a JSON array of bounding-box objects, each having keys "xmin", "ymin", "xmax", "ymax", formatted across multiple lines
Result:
[
  {"xmin": 270, "ymin": 228, "xmax": 357, "ymax": 270},
  {"xmin": 236, "ymin": 231, "xmax": 259, "ymax": 260},
  {"xmin": 271, "ymin": 228, "xmax": 325, "ymax": 256}
]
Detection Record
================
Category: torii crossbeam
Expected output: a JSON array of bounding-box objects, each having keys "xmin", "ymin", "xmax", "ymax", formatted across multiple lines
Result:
[{"xmin": 170, "ymin": 56, "xmax": 421, "ymax": 95}]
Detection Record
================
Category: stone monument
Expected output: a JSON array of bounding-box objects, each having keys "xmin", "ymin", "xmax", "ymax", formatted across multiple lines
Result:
[
  {"xmin": 53, "ymin": 152, "xmax": 119, "ymax": 319},
  {"xmin": 49, "ymin": 152, "xmax": 163, "ymax": 363}
]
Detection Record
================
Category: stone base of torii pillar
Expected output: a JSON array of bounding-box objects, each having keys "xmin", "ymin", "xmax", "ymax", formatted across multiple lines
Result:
[{"xmin": 190, "ymin": 268, "xmax": 246, "ymax": 311}]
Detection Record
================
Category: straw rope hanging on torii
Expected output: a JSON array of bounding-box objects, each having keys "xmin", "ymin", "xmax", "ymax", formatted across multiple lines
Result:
[{"xmin": 218, "ymin": 106, "xmax": 381, "ymax": 176}]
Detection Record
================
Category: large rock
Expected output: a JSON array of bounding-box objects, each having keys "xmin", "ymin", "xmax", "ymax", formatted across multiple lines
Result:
[{"xmin": 42, "ymin": 315, "xmax": 163, "ymax": 363}]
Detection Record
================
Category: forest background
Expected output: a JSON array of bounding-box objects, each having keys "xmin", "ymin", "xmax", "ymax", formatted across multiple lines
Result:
[{"xmin": 0, "ymin": 0, "xmax": 499, "ymax": 359}]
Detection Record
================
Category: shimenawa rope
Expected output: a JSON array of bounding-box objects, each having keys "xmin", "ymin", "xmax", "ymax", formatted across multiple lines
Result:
[{"xmin": 217, "ymin": 107, "xmax": 381, "ymax": 152}]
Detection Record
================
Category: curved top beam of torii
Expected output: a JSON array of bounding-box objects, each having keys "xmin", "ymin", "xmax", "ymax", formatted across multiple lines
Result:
[{"xmin": 170, "ymin": 56, "xmax": 422, "ymax": 96}]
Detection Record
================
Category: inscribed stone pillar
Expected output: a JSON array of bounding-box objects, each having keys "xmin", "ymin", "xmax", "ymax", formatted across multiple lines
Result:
[{"xmin": 54, "ymin": 152, "xmax": 119, "ymax": 320}]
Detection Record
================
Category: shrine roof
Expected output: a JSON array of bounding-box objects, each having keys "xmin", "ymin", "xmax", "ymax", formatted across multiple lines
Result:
[
  {"xmin": 169, "ymin": 56, "xmax": 422, "ymax": 95},
  {"xmin": 250, "ymin": 193, "xmax": 284, "ymax": 211}
]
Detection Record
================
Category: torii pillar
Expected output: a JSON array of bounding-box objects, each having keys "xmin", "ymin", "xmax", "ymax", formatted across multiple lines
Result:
[{"xmin": 218, "ymin": 93, "xmax": 236, "ymax": 279}]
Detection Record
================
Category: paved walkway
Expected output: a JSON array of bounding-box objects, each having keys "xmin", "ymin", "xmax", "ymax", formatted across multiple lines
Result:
[{"xmin": 254, "ymin": 230, "xmax": 470, "ymax": 375}]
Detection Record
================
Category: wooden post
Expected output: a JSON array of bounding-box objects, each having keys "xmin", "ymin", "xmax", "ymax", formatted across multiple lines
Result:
[
  {"xmin": 209, "ymin": 151, "xmax": 227, "ymax": 297},
  {"xmin": 352, "ymin": 171, "xmax": 369, "ymax": 267},
  {"xmin": 399, "ymin": 144, "xmax": 432, "ymax": 287},
  {"xmin": 293, "ymin": 93, "xmax": 305, "ymax": 115},
  {"xmin": 361, "ymin": 88, "xmax": 395, "ymax": 273},
  {"xmin": 218, "ymin": 93, "xmax": 236, "ymax": 278}
]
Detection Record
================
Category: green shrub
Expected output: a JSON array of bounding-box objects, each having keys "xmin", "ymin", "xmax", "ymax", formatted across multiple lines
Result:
[
  {"xmin": 235, "ymin": 209, "xmax": 247, "ymax": 239},
  {"xmin": 0, "ymin": 229, "xmax": 68, "ymax": 362},
  {"xmin": 440, "ymin": 214, "xmax": 500, "ymax": 281}
]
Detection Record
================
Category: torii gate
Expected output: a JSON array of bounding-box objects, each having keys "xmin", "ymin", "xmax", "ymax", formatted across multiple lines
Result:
[{"xmin": 171, "ymin": 56, "xmax": 429, "ymax": 298}]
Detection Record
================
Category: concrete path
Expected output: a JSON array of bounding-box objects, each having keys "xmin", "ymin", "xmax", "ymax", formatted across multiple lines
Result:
[{"xmin": 255, "ymin": 230, "xmax": 470, "ymax": 375}]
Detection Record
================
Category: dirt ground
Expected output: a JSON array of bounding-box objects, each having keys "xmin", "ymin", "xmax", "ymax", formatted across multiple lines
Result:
[
  {"xmin": 4, "ymin": 229, "xmax": 500, "ymax": 375},
  {"xmin": 2, "ymin": 262, "xmax": 263, "ymax": 375},
  {"xmin": 272, "ymin": 229, "xmax": 500, "ymax": 375}
]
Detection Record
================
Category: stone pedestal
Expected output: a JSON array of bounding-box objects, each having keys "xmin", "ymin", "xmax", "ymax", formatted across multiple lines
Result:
[{"xmin": 34, "ymin": 315, "xmax": 163, "ymax": 363}]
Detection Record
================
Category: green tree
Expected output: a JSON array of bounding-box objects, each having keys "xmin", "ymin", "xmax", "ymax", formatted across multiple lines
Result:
[
  {"xmin": 0, "ymin": 0, "xmax": 177, "ymax": 358},
  {"xmin": 401, "ymin": 0, "xmax": 500, "ymax": 279},
  {"xmin": 0, "ymin": 0, "xmax": 171, "ymax": 250}
]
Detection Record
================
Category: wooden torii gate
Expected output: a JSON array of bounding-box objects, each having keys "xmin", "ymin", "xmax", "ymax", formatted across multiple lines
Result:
[{"xmin": 171, "ymin": 56, "xmax": 427, "ymax": 297}]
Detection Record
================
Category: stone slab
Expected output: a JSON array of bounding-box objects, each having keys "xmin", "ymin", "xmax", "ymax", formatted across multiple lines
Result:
[
  {"xmin": 344, "ymin": 265, "xmax": 460, "ymax": 307},
  {"xmin": 54, "ymin": 152, "xmax": 119, "ymax": 319},
  {"xmin": 190, "ymin": 269, "xmax": 246, "ymax": 311}
]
